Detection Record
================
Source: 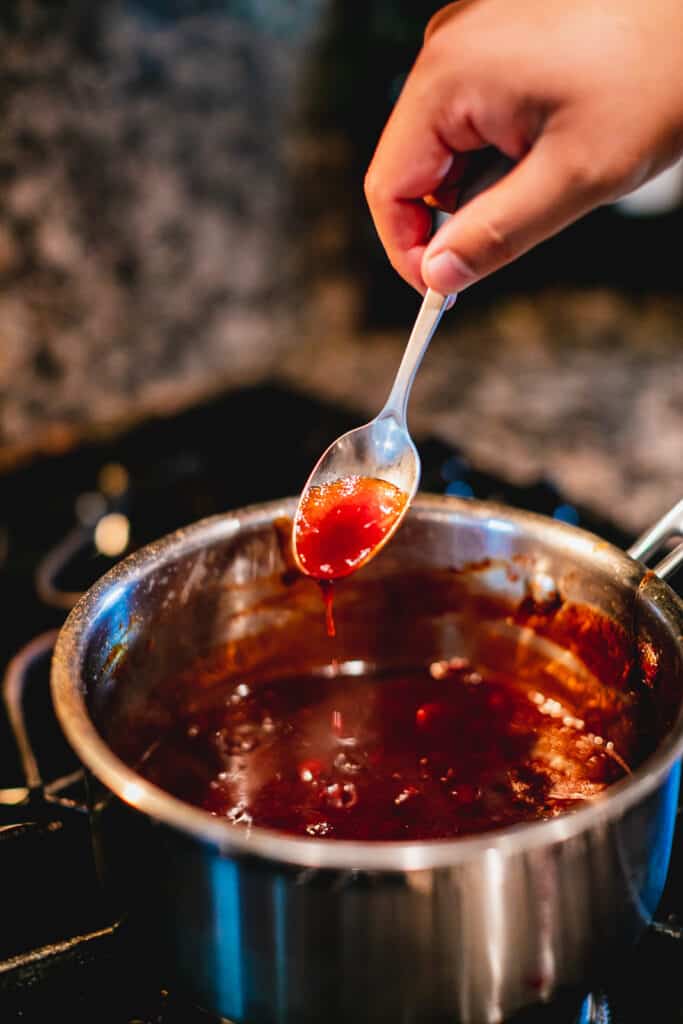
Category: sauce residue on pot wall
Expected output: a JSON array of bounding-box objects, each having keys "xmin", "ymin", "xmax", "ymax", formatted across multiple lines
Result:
[{"xmin": 101, "ymin": 548, "xmax": 658, "ymax": 843}]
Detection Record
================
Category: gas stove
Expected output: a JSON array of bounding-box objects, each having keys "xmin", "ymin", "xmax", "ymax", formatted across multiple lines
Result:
[{"xmin": 0, "ymin": 382, "xmax": 681, "ymax": 1023}]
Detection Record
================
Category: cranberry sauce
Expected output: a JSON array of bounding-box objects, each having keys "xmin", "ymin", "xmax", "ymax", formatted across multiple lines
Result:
[
  {"xmin": 293, "ymin": 476, "xmax": 408, "ymax": 581},
  {"xmin": 117, "ymin": 657, "xmax": 630, "ymax": 841}
]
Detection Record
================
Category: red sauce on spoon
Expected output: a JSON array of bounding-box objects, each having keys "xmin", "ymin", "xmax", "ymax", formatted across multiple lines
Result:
[{"xmin": 293, "ymin": 476, "xmax": 408, "ymax": 635}]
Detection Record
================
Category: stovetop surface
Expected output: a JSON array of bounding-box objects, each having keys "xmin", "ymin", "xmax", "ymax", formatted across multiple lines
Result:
[{"xmin": 0, "ymin": 382, "xmax": 681, "ymax": 1023}]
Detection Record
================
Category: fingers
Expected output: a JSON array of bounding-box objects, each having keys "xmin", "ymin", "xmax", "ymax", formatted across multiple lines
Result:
[
  {"xmin": 421, "ymin": 130, "xmax": 606, "ymax": 293},
  {"xmin": 423, "ymin": 2, "xmax": 465, "ymax": 43},
  {"xmin": 364, "ymin": 63, "xmax": 484, "ymax": 293},
  {"xmin": 364, "ymin": 133, "xmax": 454, "ymax": 294}
]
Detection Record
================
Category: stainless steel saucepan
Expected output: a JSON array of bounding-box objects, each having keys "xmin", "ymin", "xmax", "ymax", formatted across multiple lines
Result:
[{"xmin": 51, "ymin": 495, "xmax": 683, "ymax": 1023}]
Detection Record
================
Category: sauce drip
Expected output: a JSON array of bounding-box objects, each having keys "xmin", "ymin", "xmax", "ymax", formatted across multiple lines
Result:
[
  {"xmin": 319, "ymin": 580, "xmax": 336, "ymax": 639},
  {"xmin": 293, "ymin": 475, "xmax": 408, "ymax": 636},
  {"xmin": 119, "ymin": 659, "xmax": 630, "ymax": 842}
]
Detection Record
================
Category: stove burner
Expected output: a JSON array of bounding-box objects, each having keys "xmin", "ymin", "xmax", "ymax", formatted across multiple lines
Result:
[{"xmin": 0, "ymin": 383, "xmax": 680, "ymax": 1022}]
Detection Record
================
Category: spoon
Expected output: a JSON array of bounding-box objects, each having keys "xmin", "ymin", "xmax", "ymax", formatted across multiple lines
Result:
[{"xmin": 292, "ymin": 149, "xmax": 514, "ymax": 580}]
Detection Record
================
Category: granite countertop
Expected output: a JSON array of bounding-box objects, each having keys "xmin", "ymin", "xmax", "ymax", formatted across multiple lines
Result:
[
  {"xmin": 0, "ymin": 3, "xmax": 310, "ymax": 466},
  {"xmin": 276, "ymin": 280, "xmax": 683, "ymax": 536},
  {"xmin": 0, "ymin": 2, "xmax": 681, "ymax": 537}
]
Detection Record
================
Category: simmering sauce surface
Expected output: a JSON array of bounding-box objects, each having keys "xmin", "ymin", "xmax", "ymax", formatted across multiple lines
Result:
[{"xmin": 120, "ymin": 658, "xmax": 630, "ymax": 840}]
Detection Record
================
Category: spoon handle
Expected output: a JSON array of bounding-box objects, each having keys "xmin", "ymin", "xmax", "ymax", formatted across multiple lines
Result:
[
  {"xmin": 381, "ymin": 149, "xmax": 516, "ymax": 427},
  {"xmin": 380, "ymin": 287, "xmax": 451, "ymax": 425}
]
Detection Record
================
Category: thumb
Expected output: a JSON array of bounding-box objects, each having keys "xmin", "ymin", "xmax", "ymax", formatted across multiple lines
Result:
[{"xmin": 422, "ymin": 134, "xmax": 604, "ymax": 293}]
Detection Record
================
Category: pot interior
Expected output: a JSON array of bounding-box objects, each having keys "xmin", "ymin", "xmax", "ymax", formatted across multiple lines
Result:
[{"xmin": 81, "ymin": 499, "xmax": 683, "ymax": 835}]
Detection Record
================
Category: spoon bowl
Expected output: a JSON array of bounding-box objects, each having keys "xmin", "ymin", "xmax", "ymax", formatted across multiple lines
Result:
[
  {"xmin": 290, "ymin": 415, "xmax": 420, "ymax": 578},
  {"xmin": 297, "ymin": 411, "xmax": 419, "ymax": 494},
  {"xmin": 292, "ymin": 287, "xmax": 450, "ymax": 577}
]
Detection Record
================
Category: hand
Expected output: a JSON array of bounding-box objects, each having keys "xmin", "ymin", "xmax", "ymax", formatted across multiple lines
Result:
[{"xmin": 364, "ymin": 0, "xmax": 683, "ymax": 295}]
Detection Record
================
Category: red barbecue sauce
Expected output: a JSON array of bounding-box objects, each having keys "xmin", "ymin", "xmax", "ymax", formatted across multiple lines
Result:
[
  {"xmin": 293, "ymin": 476, "xmax": 408, "ymax": 636},
  {"xmin": 104, "ymin": 497, "xmax": 647, "ymax": 842},
  {"xmin": 112, "ymin": 659, "xmax": 632, "ymax": 842}
]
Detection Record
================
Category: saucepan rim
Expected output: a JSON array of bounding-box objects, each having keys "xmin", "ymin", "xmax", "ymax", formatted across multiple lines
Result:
[{"xmin": 51, "ymin": 495, "xmax": 683, "ymax": 872}]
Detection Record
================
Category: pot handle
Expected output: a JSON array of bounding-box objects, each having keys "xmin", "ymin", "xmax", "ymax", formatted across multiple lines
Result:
[{"xmin": 627, "ymin": 498, "xmax": 683, "ymax": 581}]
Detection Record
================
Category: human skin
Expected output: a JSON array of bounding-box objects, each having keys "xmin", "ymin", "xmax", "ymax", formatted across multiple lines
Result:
[{"xmin": 364, "ymin": 0, "xmax": 683, "ymax": 296}]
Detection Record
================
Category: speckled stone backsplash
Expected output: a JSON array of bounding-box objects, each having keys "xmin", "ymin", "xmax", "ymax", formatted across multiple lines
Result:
[
  {"xmin": 288, "ymin": 283, "xmax": 683, "ymax": 534},
  {"xmin": 0, "ymin": 0, "xmax": 326, "ymax": 460},
  {"xmin": 0, "ymin": 1, "xmax": 681, "ymax": 533}
]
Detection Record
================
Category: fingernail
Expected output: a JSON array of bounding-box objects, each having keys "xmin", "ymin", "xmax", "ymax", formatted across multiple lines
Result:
[{"xmin": 423, "ymin": 250, "xmax": 475, "ymax": 294}]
